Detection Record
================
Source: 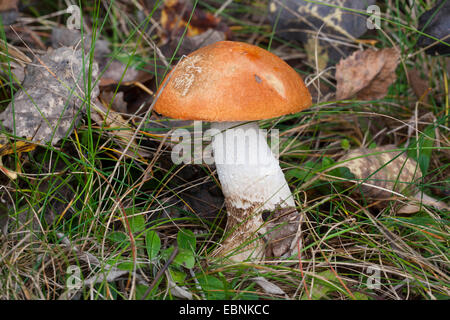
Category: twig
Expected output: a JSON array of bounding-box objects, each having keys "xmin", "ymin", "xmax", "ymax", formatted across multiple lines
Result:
[
  {"xmin": 142, "ymin": 245, "xmax": 179, "ymax": 300},
  {"xmin": 214, "ymin": 0, "xmax": 233, "ymax": 17},
  {"xmin": 297, "ymin": 237, "xmax": 310, "ymax": 299}
]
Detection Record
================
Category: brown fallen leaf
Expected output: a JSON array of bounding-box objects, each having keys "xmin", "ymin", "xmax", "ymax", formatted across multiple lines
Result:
[
  {"xmin": 264, "ymin": 207, "xmax": 300, "ymax": 258},
  {"xmin": 336, "ymin": 48, "xmax": 400, "ymax": 100},
  {"xmin": 337, "ymin": 145, "xmax": 448, "ymax": 213},
  {"xmin": 160, "ymin": 0, "xmax": 227, "ymax": 40},
  {"xmin": 338, "ymin": 145, "xmax": 421, "ymax": 199},
  {"xmin": 0, "ymin": 41, "xmax": 28, "ymax": 83},
  {"xmin": 0, "ymin": 0, "xmax": 18, "ymax": 25},
  {"xmin": 100, "ymin": 91, "xmax": 127, "ymax": 113},
  {"xmin": 407, "ymin": 68, "xmax": 431, "ymax": 101},
  {"xmin": 0, "ymin": 139, "xmax": 36, "ymax": 156},
  {"xmin": 0, "ymin": 0, "xmax": 18, "ymax": 11},
  {"xmin": 0, "ymin": 136, "xmax": 36, "ymax": 180},
  {"xmin": 158, "ymin": 0, "xmax": 230, "ymax": 84}
]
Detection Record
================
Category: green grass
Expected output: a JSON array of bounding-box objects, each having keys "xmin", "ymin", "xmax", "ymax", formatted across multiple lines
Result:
[{"xmin": 0, "ymin": 0, "xmax": 448, "ymax": 300}]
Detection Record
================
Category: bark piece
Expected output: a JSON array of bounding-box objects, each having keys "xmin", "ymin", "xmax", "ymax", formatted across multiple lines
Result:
[
  {"xmin": 0, "ymin": 0, "xmax": 18, "ymax": 25},
  {"xmin": 0, "ymin": 47, "xmax": 99, "ymax": 145},
  {"xmin": 51, "ymin": 28, "xmax": 110, "ymax": 70},
  {"xmin": 268, "ymin": 0, "xmax": 376, "ymax": 68},
  {"xmin": 264, "ymin": 207, "xmax": 300, "ymax": 258}
]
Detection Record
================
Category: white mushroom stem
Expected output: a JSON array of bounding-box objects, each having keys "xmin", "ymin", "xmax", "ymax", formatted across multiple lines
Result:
[{"xmin": 210, "ymin": 121, "xmax": 296, "ymax": 261}]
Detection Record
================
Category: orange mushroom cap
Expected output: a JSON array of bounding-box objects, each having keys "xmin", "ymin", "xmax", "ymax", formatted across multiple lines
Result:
[{"xmin": 154, "ymin": 41, "xmax": 312, "ymax": 121}]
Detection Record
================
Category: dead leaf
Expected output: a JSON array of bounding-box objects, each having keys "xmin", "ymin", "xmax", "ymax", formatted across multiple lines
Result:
[
  {"xmin": 0, "ymin": 0, "xmax": 18, "ymax": 11},
  {"xmin": 0, "ymin": 140, "xmax": 36, "ymax": 156},
  {"xmin": 100, "ymin": 91, "xmax": 127, "ymax": 113},
  {"xmin": 0, "ymin": 40, "xmax": 32, "ymax": 66},
  {"xmin": 0, "ymin": 46, "xmax": 99, "ymax": 145},
  {"xmin": 158, "ymin": 0, "xmax": 230, "ymax": 81},
  {"xmin": 269, "ymin": 0, "xmax": 375, "ymax": 42},
  {"xmin": 99, "ymin": 60, "xmax": 152, "ymax": 87},
  {"xmin": 337, "ymin": 145, "xmax": 449, "ymax": 213},
  {"xmin": 338, "ymin": 145, "xmax": 421, "ymax": 200},
  {"xmin": 0, "ymin": 41, "xmax": 30, "ymax": 83},
  {"xmin": 166, "ymin": 270, "xmax": 193, "ymax": 300},
  {"xmin": 160, "ymin": 0, "xmax": 225, "ymax": 40},
  {"xmin": 252, "ymin": 277, "xmax": 288, "ymax": 297},
  {"xmin": 264, "ymin": 207, "xmax": 300, "ymax": 258},
  {"xmin": 336, "ymin": 48, "xmax": 400, "ymax": 100},
  {"xmin": 0, "ymin": 0, "xmax": 18, "ymax": 25},
  {"xmin": 0, "ymin": 157, "xmax": 17, "ymax": 179},
  {"xmin": 408, "ymin": 68, "xmax": 431, "ymax": 101}
]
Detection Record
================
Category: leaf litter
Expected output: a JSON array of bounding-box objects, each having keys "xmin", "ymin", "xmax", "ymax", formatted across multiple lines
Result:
[
  {"xmin": 337, "ymin": 145, "xmax": 448, "ymax": 213},
  {"xmin": 336, "ymin": 47, "xmax": 401, "ymax": 100}
]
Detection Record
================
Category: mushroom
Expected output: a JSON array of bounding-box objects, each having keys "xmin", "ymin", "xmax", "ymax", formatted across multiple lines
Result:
[{"xmin": 154, "ymin": 41, "xmax": 312, "ymax": 262}]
